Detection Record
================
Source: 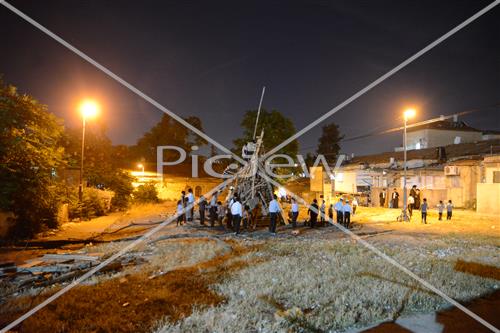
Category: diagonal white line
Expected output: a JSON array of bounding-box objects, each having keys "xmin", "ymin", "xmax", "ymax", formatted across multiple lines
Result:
[
  {"xmin": 257, "ymin": 170, "xmax": 499, "ymax": 332},
  {"xmin": 0, "ymin": 176, "xmax": 235, "ymax": 333},
  {"xmin": 2, "ymin": 1, "xmax": 498, "ymax": 331},
  {"xmin": 261, "ymin": 0, "xmax": 500, "ymax": 159},
  {"xmin": 0, "ymin": 0, "xmax": 247, "ymax": 165}
]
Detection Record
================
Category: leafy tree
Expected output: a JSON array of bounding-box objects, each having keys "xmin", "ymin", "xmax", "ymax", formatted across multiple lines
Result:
[
  {"xmin": 63, "ymin": 125, "xmax": 114, "ymax": 187},
  {"xmin": 0, "ymin": 80, "xmax": 65, "ymax": 237},
  {"xmin": 132, "ymin": 114, "xmax": 206, "ymax": 163},
  {"xmin": 133, "ymin": 183, "xmax": 159, "ymax": 203},
  {"xmin": 233, "ymin": 109, "xmax": 299, "ymax": 157},
  {"xmin": 63, "ymin": 127, "xmax": 133, "ymax": 210},
  {"xmin": 316, "ymin": 122, "xmax": 343, "ymax": 165}
]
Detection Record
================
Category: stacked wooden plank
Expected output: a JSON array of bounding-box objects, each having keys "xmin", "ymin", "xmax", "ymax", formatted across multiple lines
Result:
[{"xmin": 0, "ymin": 253, "xmax": 104, "ymax": 291}]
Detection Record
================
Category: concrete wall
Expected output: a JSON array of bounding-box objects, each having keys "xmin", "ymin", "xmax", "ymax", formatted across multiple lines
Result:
[
  {"xmin": 407, "ymin": 129, "xmax": 482, "ymax": 149},
  {"xmin": 334, "ymin": 171, "xmax": 357, "ymax": 193},
  {"xmin": 156, "ymin": 177, "xmax": 222, "ymax": 201},
  {"xmin": 444, "ymin": 164, "xmax": 481, "ymax": 208},
  {"xmin": 476, "ymin": 183, "xmax": 500, "ymax": 215},
  {"xmin": 0, "ymin": 211, "xmax": 15, "ymax": 238},
  {"xmin": 371, "ymin": 187, "xmax": 447, "ymax": 208}
]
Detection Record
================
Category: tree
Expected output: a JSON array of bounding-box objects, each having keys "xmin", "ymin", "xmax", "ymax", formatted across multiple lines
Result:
[
  {"xmin": 0, "ymin": 80, "xmax": 66, "ymax": 237},
  {"xmin": 63, "ymin": 126, "xmax": 134, "ymax": 210},
  {"xmin": 316, "ymin": 122, "xmax": 343, "ymax": 165},
  {"xmin": 233, "ymin": 109, "xmax": 299, "ymax": 157},
  {"xmin": 131, "ymin": 114, "xmax": 206, "ymax": 163}
]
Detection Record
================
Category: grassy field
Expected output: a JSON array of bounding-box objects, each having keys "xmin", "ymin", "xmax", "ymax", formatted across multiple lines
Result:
[{"xmin": 0, "ymin": 207, "xmax": 499, "ymax": 332}]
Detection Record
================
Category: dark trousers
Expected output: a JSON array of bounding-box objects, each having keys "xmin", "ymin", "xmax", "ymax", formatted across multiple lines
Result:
[
  {"xmin": 353, "ymin": 206, "xmax": 357, "ymax": 215},
  {"xmin": 291, "ymin": 212, "xmax": 298, "ymax": 228},
  {"xmin": 422, "ymin": 212, "xmax": 427, "ymax": 224},
  {"xmin": 233, "ymin": 214, "xmax": 242, "ymax": 234},
  {"xmin": 447, "ymin": 211, "xmax": 452, "ymax": 220},
  {"xmin": 269, "ymin": 212, "xmax": 278, "ymax": 233},
  {"xmin": 177, "ymin": 215, "xmax": 183, "ymax": 226},
  {"xmin": 336, "ymin": 211, "xmax": 343, "ymax": 224},
  {"xmin": 344, "ymin": 212, "xmax": 351, "ymax": 228},
  {"xmin": 209, "ymin": 207, "xmax": 217, "ymax": 226},
  {"xmin": 227, "ymin": 212, "xmax": 233, "ymax": 229},
  {"xmin": 438, "ymin": 212, "xmax": 443, "ymax": 220},
  {"xmin": 310, "ymin": 216, "xmax": 317, "ymax": 228},
  {"xmin": 199, "ymin": 209, "xmax": 205, "ymax": 225},
  {"xmin": 408, "ymin": 204, "xmax": 413, "ymax": 217}
]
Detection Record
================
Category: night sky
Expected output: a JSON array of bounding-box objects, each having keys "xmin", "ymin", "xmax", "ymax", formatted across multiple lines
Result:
[{"xmin": 1, "ymin": 0, "xmax": 499, "ymax": 157}]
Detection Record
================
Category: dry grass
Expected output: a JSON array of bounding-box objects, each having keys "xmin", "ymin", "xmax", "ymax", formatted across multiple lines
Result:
[
  {"xmin": 2, "ymin": 207, "xmax": 498, "ymax": 333},
  {"xmin": 0, "ymin": 238, "xmax": 260, "ymax": 333},
  {"xmin": 156, "ymin": 236, "xmax": 499, "ymax": 332}
]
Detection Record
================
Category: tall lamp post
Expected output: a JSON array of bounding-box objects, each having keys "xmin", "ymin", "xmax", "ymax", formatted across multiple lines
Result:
[
  {"xmin": 137, "ymin": 163, "xmax": 145, "ymax": 176},
  {"xmin": 402, "ymin": 108, "xmax": 416, "ymax": 221},
  {"xmin": 78, "ymin": 100, "xmax": 99, "ymax": 202}
]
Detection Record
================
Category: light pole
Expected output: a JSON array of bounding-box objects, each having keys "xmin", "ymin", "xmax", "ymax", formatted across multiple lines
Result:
[
  {"xmin": 78, "ymin": 100, "xmax": 99, "ymax": 202},
  {"xmin": 402, "ymin": 108, "xmax": 416, "ymax": 221},
  {"xmin": 138, "ymin": 163, "xmax": 145, "ymax": 176}
]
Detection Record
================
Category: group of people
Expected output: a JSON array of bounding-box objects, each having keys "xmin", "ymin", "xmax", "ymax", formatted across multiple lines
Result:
[
  {"xmin": 176, "ymin": 188, "xmax": 226, "ymax": 227},
  {"xmin": 380, "ymin": 186, "xmax": 454, "ymax": 224},
  {"xmin": 305, "ymin": 196, "xmax": 358, "ymax": 229}
]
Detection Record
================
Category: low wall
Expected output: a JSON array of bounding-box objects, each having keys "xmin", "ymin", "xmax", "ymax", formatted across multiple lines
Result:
[
  {"xmin": 476, "ymin": 183, "xmax": 500, "ymax": 216},
  {"xmin": 0, "ymin": 211, "xmax": 15, "ymax": 238},
  {"xmin": 157, "ymin": 177, "xmax": 222, "ymax": 201}
]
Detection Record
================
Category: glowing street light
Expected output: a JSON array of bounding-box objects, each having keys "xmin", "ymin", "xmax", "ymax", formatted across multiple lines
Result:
[
  {"xmin": 78, "ymin": 99, "xmax": 100, "ymax": 203},
  {"xmin": 404, "ymin": 108, "xmax": 416, "ymax": 120},
  {"xmin": 79, "ymin": 100, "xmax": 99, "ymax": 119},
  {"xmin": 402, "ymin": 108, "xmax": 416, "ymax": 222},
  {"xmin": 137, "ymin": 163, "xmax": 145, "ymax": 175}
]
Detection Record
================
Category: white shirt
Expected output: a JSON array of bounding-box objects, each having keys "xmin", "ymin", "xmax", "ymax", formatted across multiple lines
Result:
[
  {"xmin": 291, "ymin": 203, "xmax": 299, "ymax": 213},
  {"xmin": 408, "ymin": 196, "xmax": 415, "ymax": 204},
  {"xmin": 210, "ymin": 195, "xmax": 217, "ymax": 206},
  {"xmin": 187, "ymin": 193, "xmax": 195, "ymax": 203},
  {"xmin": 177, "ymin": 204, "xmax": 183, "ymax": 214},
  {"xmin": 334, "ymin": 201, "xmax": 343, "ymax": 211},
  {"xmin": 343, "ymin": 204, "xmax": 352, "ymax": 213},
  {"xmin": 269, "ymin": 199, "xmax": 280, "ymax": 213},
  {"xmin": 231, "ymin": 201, "xmax": 243, "ymax": 216}
]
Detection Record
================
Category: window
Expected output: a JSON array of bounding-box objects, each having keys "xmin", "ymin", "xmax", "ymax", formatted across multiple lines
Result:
[
  {"xmin": 493, "ymin": 171, "xmax": 500, "ymax": 183},
  {"xmin": 195, "ymin": 186, "xmax": 202, "ymax": 197}
]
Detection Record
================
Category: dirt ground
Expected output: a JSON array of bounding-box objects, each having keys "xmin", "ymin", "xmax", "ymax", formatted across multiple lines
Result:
[{"xmin": 0, "ymin": 206, "xmax": 498, "ymax": 332}]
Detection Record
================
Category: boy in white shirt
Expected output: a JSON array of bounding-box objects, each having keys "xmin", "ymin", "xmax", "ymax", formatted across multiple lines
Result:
[{"xmin": 436, "ymin": 200, "xmax": 444, "ymax": 221}]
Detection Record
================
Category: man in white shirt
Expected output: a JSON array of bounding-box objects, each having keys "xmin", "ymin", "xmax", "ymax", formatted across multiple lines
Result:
[
  {"xmin": 230, "ymin": 196, "xmax": 243, "ymax": 234},
  {"xmin": 268, "ymin": 194, "xmax": 280, "ymax": 234},
  {"xmin": 290, "ymin": 198, "xmax": 299, "ymax": 228},
  {"xmin": 334, "ymin": 198, "xmax": 344, "ymax": 224},
  {"xmin": 187, "ymin": 188, "xmax": 195, "ymax": 221}
]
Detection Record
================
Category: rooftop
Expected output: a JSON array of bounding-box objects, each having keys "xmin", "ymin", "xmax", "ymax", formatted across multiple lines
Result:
[
  {"xmin": 407, "ymin": 119, "xmax": 481, "ymax": 133},
  {"xmin": 346, "ymin": 138, "xmax": 500, "ymax": 165}
]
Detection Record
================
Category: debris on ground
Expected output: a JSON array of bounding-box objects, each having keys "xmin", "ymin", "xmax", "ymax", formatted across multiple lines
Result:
[{"xmin": 0, "ymin": 250, "xmax": 148, "ymax": 298}]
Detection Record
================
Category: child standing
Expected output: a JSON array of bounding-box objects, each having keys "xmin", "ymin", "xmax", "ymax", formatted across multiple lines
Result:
[
  {"xmin": 216, "ymin": 201, "xmax": 225, "ymax": 226},
  {"xmin": 421, "ymin": 198, "xmax": 428, "ymax": 224},
  {"xmin": 176, "ymin": 200, "xmax": 184, "ymax": 226},
  {"xmin": 446, "ymin": 200, "xmax": 453, "ymax": 220},
  {"xmin": 352, "ymin": 197, "xmax": 359, "ymax": 215},
  {"xmin": 437, "ymin": 200, "xmax": 444, "ymax": 220}
]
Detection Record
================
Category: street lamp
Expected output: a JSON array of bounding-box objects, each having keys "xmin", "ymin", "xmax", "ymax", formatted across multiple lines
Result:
[
  {"xmin": 78, "ymin": 99, "xmax": 99, "ymax": 202},
  {"xmin": 402, "ymin": 108, "xmax": 416, "ymax": 221},
  {"xmin": 137, "ymin": 163, "xmax": 145, "ymax": 176}
]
